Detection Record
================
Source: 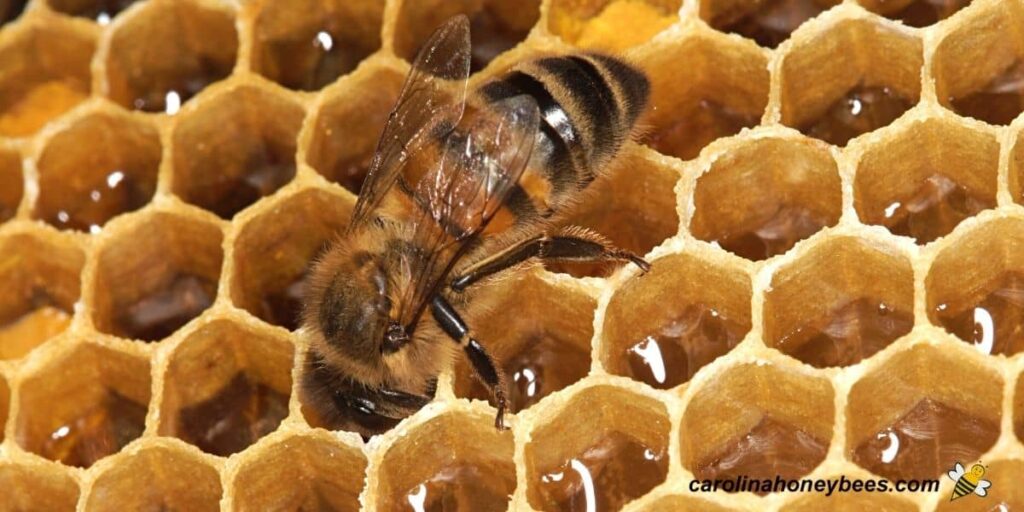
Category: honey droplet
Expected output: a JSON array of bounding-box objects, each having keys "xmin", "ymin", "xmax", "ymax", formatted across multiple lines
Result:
[
  {"xmin": 950, "ymin": 60, "xmax": 1024, "ymax": 126},
  {"xmin": 534, "ymin": 431, "xmax": 667, "ymax": 512},
  {"xmin": 130, "ymin": 59, "xmax": 231, "ymax": 114},
  {"xmin": 853, "ymin": 398, "xmax": 999, "ymax": 480},
  {"xmin": 876, "ymin": 174, "xmax": 992, "ymax": 244},
  {"xmin": 801, "ymin": 85, "xmax": 913, "ymax": 147},
  {"xmin": 935, "ymin": 272, "xmax": 1024, "ymax": 356},
  {"xmin": 648, "ymin": 99, "xmax": 759, "ymax": 161},
  {"xmin": 0, "ymin": 81, "xmax": 89, "ymax": 138},
  {"xmin": 0, "ymin": 0, "xmax": 27, "ymax": 25},
  {"xmin": 778, "ymin": 298, "xmax": 914, "ymax": 368},
  {"xmin": 0, "ymin": 306, "xmax": 71, "ymax": 360},
  {"xmin": 885, "ymin": 0, "xmax": 971, "ymax": 28},
  {"xmin": 259, "ymin": 269, "xmax": 309, "ymax": 331},
  {"xmin": 115, "ymin": 273, "xmax": 215, "ymax": 342},
  {"xmin": 625, "ymin": 305, "xmax": 746, "ymax": 389},
  {"xmin": 715, "ymin": 205, "xmax": 832, "ymax": 261},
  {"xmin": 695, "ymin": 416, "xmax": 829, "ymax": 493},
  {"xmin": 404, "ymin": 463, "xmax": 515, "ymax": 512},
  {"xmin": 52, "ymin": 0, "xmax": 139, "ymax": 23},
  {"xmin": 178, "ymin": 372, "xmax": 289, "ymax": 456},
  {"xmin": 41, "ymin": 390, "xmax": 147, "ymax": 468},
  {"xmin": 259, "ymin": 30, "xmax": 369, "ymax": 92},
  {"xmin": 713, "ymin": 0, "xmax": 827, "ymax": 49},
  {"xmin": 43, "ymin": 170, "xmax": 156, "ymax": 233}
]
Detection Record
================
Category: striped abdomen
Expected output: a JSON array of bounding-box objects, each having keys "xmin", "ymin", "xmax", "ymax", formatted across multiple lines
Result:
[{"xmin": 476, "ymin": 54, "xmax": 649, "ymax": 220}]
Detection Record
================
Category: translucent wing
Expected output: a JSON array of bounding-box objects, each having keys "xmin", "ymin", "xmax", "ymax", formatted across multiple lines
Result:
[
  {"xmin": 397, "ymin": 95, "xmax": 540, "ymax": 328},
  {"xmin": 974, "ymin": 479, "xmax": 991, "ymax": 496},
  {"xmin": 947, "ymin": 463, "xmax": 965, "ymax": 481},
  {"xmin": 349, "ymin": 15, "xmax": 471, "ymax": 229}
]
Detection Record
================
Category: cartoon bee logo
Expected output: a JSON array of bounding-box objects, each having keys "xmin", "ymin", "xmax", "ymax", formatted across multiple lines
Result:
[{"xmin": 947, "ymin": 462, "xmax": 992, "ymax": 501}]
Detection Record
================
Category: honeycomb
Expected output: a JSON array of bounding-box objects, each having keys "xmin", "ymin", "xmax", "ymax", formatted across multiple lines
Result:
[{"xmin": 1, "ymin": 0, "xmax": 1024, "ymax": 510}]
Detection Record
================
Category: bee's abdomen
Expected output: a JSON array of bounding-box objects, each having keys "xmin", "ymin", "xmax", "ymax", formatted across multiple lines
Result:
[{"xmin": 477, "ymin": 54, "xmax": 649, "ymax": 216}]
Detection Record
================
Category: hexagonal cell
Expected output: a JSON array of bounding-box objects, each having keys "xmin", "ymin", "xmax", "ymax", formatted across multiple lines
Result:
[
  {"xmin": 0, "ymin": 146, "xmax": 22, "ymax": 223},
  {"xmin": 90, "ymin": 211, "xmax": 223, "ymax": 342},
  {"xmin": 171, "ymin": 85, "xmax": 304, "ymax": 219},
  {"xmin": 394, "ymin": 0, "xmax": 539, "ymax": 71},
  {"xmin": 636, "ymin": 27, "xmax": 768, "ymax": 161},
  {"xmin": 231, "ymin": 188, "xmax": 350, "ymax": 331},
  {"xmin": 305, "ymin": 64, "xmax": 404, "ymax": 193},
  {"xmin": 855, "ymin": 117, "xmax": 997, "ymax": 244},
  {"xmin": 103, "ymin": 0, "xmax": 237, "ymax": 114},
  {"xmin": 858, "ymin": 0, "xmax": 971, "ymax": 27},
  {"xmin": 0, "ymin": 19, "xmax": 94, "ymax": 137},
  {"xmin": 926, "ymin": 217, "xmax": 1024, "ymax": 356},
  {"xmin": 932, "ymin": 3, "xmax": 1024, "ymax": 126},
  {"xmin": 159, "ymin": 319, "xmax": 293, "ymax": 456},
  {"xmin": 780, "ymin": 17, "xmax": 922, "ymax": 146},
  {"xmin": 935, "ymin": 459, "xmax": 1024, "ymax": 512},
  {"xmin": 453, "ymin": 273, "xmax": 594, "ymax": 413},
  {"xmin": 250, "ymin": 0, "xmax": 383, "ymax": 91},
  {"xmin": 546, "ymin": 0, "xmax": 679, "ymax": 52},
  {"xmin": 602, "ymin": 253, "xmax": 751, "ymax": 390},
  {"xmin": 15, "ymin": 342, "xmax": 150, "ymax": 468},
  {"xmin": 682, "ymin": 362, "xmax": 834, "ymax": 493},
  {"xmin": 691, "ymin": 136, "xmax": 841, "ymax": 261},
  {"xmin": 700, "ymin": 0, "xmax": 839, "ymax": 49},
  {"xmin": 548, "ymin": 148, "xmax": 678, "ymax": 277},
  {"xmin": 47, "ymin": 0, "xmax": 141, "ymax": 23},
  {"xmin": 763, "ymin": 236, "xmax": 914, "ymax": 368},
  {"xmin": 32, "ymin": 110, "xmax": 160, "ymax": 233},
  {"xmin": 375, "ymin": 410, "xmax": 515, "ymax": 511},
  {"xmin": 783, "ymin": 492, "xmax": 916, "ymax": 512},
  {"xmin": 525, "ymin": 386, "xmax": 669, "ymax": 511},
  {"xmin": 0, "ymin": 461, "xmax": 80, "ymax": 512},
  {"xmin": 848, "ymin": 343, "xmax": 1002, "ymax": 481},
  {"xmin": 0, "ymin": 231, "xmax": 83, "ymax": 360},
  {"xmin": 0, "ymin": 0, "xmax": 27, "ymax": 25},
  {"xmin": 85, "ymin": 443, "xmax": 222, "ymax": 511}
]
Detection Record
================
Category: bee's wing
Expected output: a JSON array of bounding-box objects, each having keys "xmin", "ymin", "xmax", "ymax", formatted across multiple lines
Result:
[
  {"xmin": 349, "ymin": 15, "xmax": 471, "ymax": 229},
  {"xmin": 948, "ymin": 463, "xmax": 965, "ymax": 480},
  {"xmin": 398, "ymin": 95, "xmax": 540, "ymax": 328},
  {"xmin": 974, "ymin": 479, "xmax": 991, "ymax": 496}
]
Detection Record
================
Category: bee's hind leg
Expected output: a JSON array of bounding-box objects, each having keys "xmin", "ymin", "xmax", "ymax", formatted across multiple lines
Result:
[
  {"xmin": 430, "ymin": 295, "xmax": 510, "ymax": 430},
  {"xmin": 450, "ymin": 226, "xmax": 650, "ymax": 291}
]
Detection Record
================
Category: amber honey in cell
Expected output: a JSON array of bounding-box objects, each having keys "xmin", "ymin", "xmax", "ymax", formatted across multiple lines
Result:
[
  {"xmin": 713, "ymin": 205, "xmax": 833, "ymax": 261},
  {"xmin": 39, "ymin": 169, "xmax": 156, "ymax": 233},
  {"xmin": 49, "ymin": 0, "xmax": 139, "ymax": 23},
  {"xmin": 259, "ymin": 268, "xmax": 310, "ymax": 331},
  {"xmin": 178, "ymin": 372, "xmax": 289, "ymax": 456},
  {"xmin": 872, "ymin": 174, "xmax": 992, "ymax": 244},
  {"xmin": 201, "ymin": 144, "xmax": 296, "ymax": 219},
  {"xmin": 800, "ymin": 85, "xmax": 913, "ymax": 147},
  {"xmin": 950, "ymin": 60, "xmax": 1024, "ymax": 126},
  {"xmin": 777, "ymin": 298, "xmax": 913, "ymax": 368},
  {"xmin": 711, "ymin": 0, "xmax": 829, "ymax": 49},
  {"xmin": 41, "ymin": 391, "xmax": 147, "ymax": 468},
  {"xmin": 534, "ymin": 431, "xmax": 667, "ymax": 512},
  {"xmin": 258, "ymin": 29, "xmax": 373, "ymax": 92},
  {"xmin": 648, "ymin": 100, "xmax": 759, "ymax": 161},
  {"xmin": 0, "ymin": 81, "xmax": 89, "ymax": 138},
  {"xmin": 114, "ymin": 274, "xmax": 215, "ymax": 341},
  {"xmin": 130, "ymin": 61, "xmax": 233, "ymax": 114},
  {"xmin": 884, "ymin": 0, "xmax": 971, "ymax": 27},
  {"xmin": 404, "ymin": 463, "xmax": 516, "ymax": 512},
  {"xmin": 934, "ymin": 272, "xmax": 1024, "ymax": 356},
  {"xmin": 852, "ymin": 398, "xmax": 999, "ymax": 481},
  {"xmin": 0, "ymin": 306, "xmax": 71, "ymax": 360}
]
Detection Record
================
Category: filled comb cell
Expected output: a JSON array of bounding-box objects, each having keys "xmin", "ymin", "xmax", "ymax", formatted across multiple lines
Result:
[
  {"xmin": 32, "ymin": 110, "xmax": 160, "ymax": 233},
  {"xmin": 763, "ymin": 236, "xmax": 915, "ymax": 368},
  {"xmin": 15, "ymin": 341, "xmax": 150, "ymax": 468},
  {"xmin": 525, "ymin": 386, "xmax": 670, "ymax": 511},
  {"xmin": 782, "ymin": 492, "xmax": 917, "ymax": 512},
  {"xmin": 847, "ymin": 343, "xmax": 1002, "ymax": 481},
  {"xmin": 159, "ymin": 319, "xmax": 293, "ymax": 456},
  {"xmin": 933, "ymin": 2, "xmax": 1024, "ymax": 126},
  {"xmin": 854, "ymin": 117, "xmax": 998, "ymax": 244},
  {"xmin": 250, "ymin": 0, "xmax": 383, "ymax": 91},
  {"xmin": 700, "ymin": 0, "xmax": 839, "ymax": 49},
  {"xmin": 305, "ymin": 64, "xmax": 404, "ymax": 193},
  {"xmin": 779, "ymin": 16, "xmax": 922, "ymax": 147},
  {"xmin": 0, "ymin": 229, "xmax": 83, "ymax": 360},
  {"xmin": 394, "ymin": 0, "xmax": 539, "ymax": 71},
  {"xmin": 373, "ymin": 410, "xmax": 516, "ymax": 511},
  {"xmin": 935, "ymin": 459, "xmax": 1024, "ymax": 512},
  {"xmin": 231, "ymin": 188, "xmax": 350, "ymax": 331},
  {"xmin": 47, "ymin": 0, "xmax": 140, "ymax": 23},
  {"xmin": 926, "ymin": 217, "xmax": 1024, "ymax": 356},
  {"xmin": 89, "ymin": 210, "xmax": 222, "ymax": 342},
  {"xmin": 231, "ymin": 432, "xmax": 367, "ymax": 511},
  {"xmin": 102, "ymin": 0, "xmax": 237, "ymax": 114},
  {"xmin": 0, "ymin": 146, "xmax": 22, "ymax": 223},
  {"xmin": 601, "ymin": 253, "xmax": 751, "ymax": 390},
  {"xmin": 0, "ymin": 17, "xmax": 94, "ymax": 137},
  {"xmin": 635, "ymin": 26, "xmax": 768, "ymax": 160},
  {"xmin": 453, "ymin": 272, "xmax": 593, "ymax": 413},
  {"xmin": 84, "ymin": 442, "xmax": 222, "ymax": 512},
  {"xmin": 691, "ymin": 135, "xmax": 841, "ymax": 260},
  {"xmin": 170, "ymin": 84, "xmax": 304, "ymax": 219},
  {"xmin": 547, "ymin": 147, "xmax": 677, "ymax": 277},
  {"xmin": 0, "ymin": 461, "xmax": 80, "ymax": 512},
  {"xmin": 546, "ymin": 0, "xmax": 680, "ymax": 52},
  {"xmin": 858, "ymin": 0, "xmax": 972, "ymax": 27}
]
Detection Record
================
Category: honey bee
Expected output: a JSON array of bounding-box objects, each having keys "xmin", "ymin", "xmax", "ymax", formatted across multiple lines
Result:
[
  {"xmin": 947, "ymin": 462, "xmax": 992, "ymax": 501},
  {"xmin": 301, "ymin": 15, "xmax": 650, "ymax": 437}
]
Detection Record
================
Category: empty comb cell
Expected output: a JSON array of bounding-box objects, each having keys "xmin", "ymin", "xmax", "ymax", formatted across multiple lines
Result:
[
  {"xmin": 547, "ymin": 0, "xmax": 680, "ymax": 51},
  {"xmin": 602, "ymin": 253, "xmax": 751, "ymax": 389},
  {"xmin": 32, "ymin": 110, "xmax": 160, "ymax": 233},
  {"xmin": 0, "ymin": 462, "xmax": 80, "ymax": 512},
  {"xmin": 525, "ymin": 386, "xmax": 669, "ymax": 511},
  {"xmin": 102, "ymin": 0, "xmax": 237, "ymax": 114},
  {"xmin": 0, "ymin": 146, "xmax": 22, "ymax": 223},
  {"xmin": 84, "ymin": 442, "xmax": 222, "ymax": 511},
  {"xmin": 47, "ymin": 0, "xmax": 140, "ymax": 23},
  {"xmin": 89, "ymin": 211, "xmax": 222, "ymax": 342},
  {"xmin": 15, "ymin": 342, "xmax": 150, "ymax": 468},
  {"xmin": 250, "ymin": 0, "xmax": 383, "ymax": 91},
  {"xmin": 171, "ymin": 84, "xmax": 304, "ymax": 219},
  {"xmin": 859, "ymin": 0, "xmax": 972, "ymax": 27},
  {"xmin": 453, "ymin": 272, "xmax": 594, "ymax": 413},
  {"xmin": 701, "ymin": 0, "xmax": 839, "ymax": 49},
  {"xmin": 847, "ymin": 343, "xmax": 1001, "ymax": 481}
]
